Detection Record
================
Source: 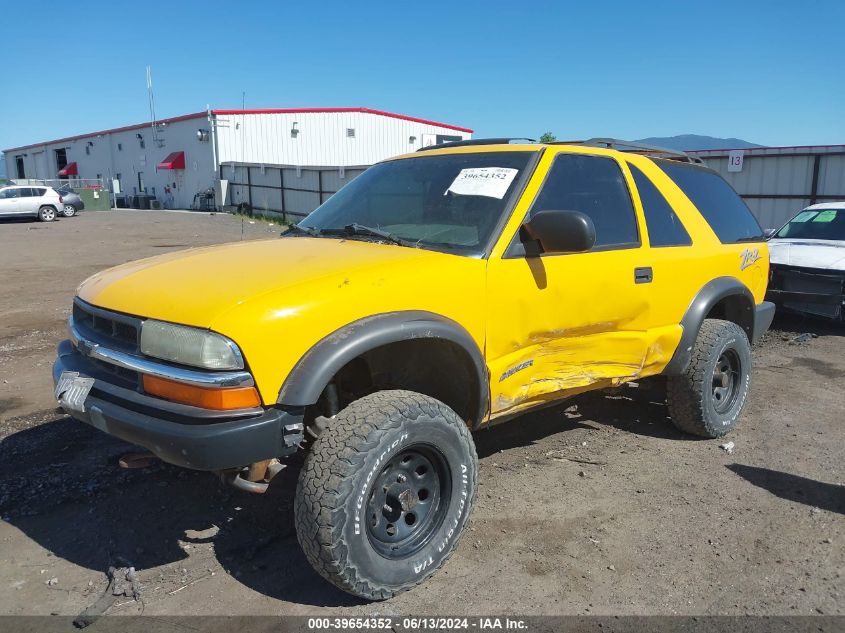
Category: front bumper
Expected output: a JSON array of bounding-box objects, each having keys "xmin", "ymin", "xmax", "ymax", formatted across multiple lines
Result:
[
  {"xmin": 53, "ymin": 340, "xmax": 304, "ymax": 471},
  {"xmin": 767, "ymin": 264, "xmax": 845, "ymax": 321}
]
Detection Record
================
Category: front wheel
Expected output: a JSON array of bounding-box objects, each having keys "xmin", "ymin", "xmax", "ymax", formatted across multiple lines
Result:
[
  {"xmin": 294, "ymin": 390, "xmax": 477, "ymax": 600},
  {"xmin": 62, "ymin": 204, "xmax": 77, "ymax": 217},
  {"xmin": 667, "ymin": 318, "xmax": 752, "ymax": 438},
  {"xmin": 38, "ymin": 206, "xmax": 57, "ymax": 222}
]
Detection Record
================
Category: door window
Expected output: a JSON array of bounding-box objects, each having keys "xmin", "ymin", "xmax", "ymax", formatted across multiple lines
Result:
[{"xmin": 528, "ymin": 154, "xmax": 639, "ymax": 249}]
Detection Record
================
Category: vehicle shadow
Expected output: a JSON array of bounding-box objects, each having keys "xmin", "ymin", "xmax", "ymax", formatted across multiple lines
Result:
[
  {"xmin": 475, "ymin": 378, "xmax": 693, "ymax": 459},
  {"xmin": 1, "ymin": 381, "xmax": 687, "ymax": 607},
  {"xmin": 769, "ymin": 311, "xmax": 845, "ymax": 338},
  {"xmin": 726, "ymin": 464, "xmax": 845, "ymax": 515},
  {"xmin": 0, "ymin": 414, "xmax": 361, "ymax": 608}
]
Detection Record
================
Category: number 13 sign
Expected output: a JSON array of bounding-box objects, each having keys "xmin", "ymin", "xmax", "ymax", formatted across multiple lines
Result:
[{"xmin": 728, "ymin": 150, "xmax": 745, "ymax": 172}]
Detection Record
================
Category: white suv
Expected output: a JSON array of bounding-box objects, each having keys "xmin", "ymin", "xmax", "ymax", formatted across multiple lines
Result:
[{"xmin": 0, "ymin": 185, "xmax": 65, "ymax": 221}]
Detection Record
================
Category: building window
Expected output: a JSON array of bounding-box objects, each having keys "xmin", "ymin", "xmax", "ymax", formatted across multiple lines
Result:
[
  {"xmin": 85, "ymin": 145, "xmax": 91, "ymax": 155},
  {"xmin": 117, "ymin": 143, "xmax": 122, "ymax": 151},
  {"xmin": 346, "ymin": 128, "xmax": 355, "ymax": 138},
  {"xmin": 140, "ymin": 139, "xmax": 145, "ymax": 149}
]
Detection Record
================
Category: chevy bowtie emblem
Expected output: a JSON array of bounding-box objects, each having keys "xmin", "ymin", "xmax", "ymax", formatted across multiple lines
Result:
[{"xmin": 739, "ymin": 248, "xmax": 761, "ymax": 270}]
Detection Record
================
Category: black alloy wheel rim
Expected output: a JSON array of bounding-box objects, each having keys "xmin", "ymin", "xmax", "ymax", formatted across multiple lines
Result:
[
  {"xmin": 365, "ymin": 444, "xmax": 451, "ymax": 559},
  {"xmin": 712, "ymin": 349, "xmax": 741, "ymax": 414}
]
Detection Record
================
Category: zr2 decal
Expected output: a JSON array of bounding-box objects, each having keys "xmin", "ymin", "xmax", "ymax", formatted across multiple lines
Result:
[{"xmin": 739, "ymin": 248, "xmax": 761, "ymax": 271}]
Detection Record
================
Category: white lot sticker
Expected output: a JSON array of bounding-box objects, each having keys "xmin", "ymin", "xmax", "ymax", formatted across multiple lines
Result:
[{"xmin": 445, "ymin": 167, "xmax": 518, "ymax": 199}]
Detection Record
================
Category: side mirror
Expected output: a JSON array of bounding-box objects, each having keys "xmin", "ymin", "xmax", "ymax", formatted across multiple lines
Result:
[
  {"xmin": 763, "ymin": 228, "xmax": 777, "ymax": 239},
  {"xmin": 521, "ymin": 209, "xmax": 596, "ymax": 254}
]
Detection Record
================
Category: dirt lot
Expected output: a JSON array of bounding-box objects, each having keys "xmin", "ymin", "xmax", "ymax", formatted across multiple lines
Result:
[{"xmin": 0, "ymin": 210, "xmax": 842, "ymax": 617}]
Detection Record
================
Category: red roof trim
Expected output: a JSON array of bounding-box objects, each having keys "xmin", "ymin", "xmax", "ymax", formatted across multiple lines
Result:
[
  {"xmin": 210, "ymin": 107, "xmax": 474, "ymax": 134},
  {"xmin": 3, "ymin": 107, "xmax": 473, "ymax": 154},
  {"xmin": 57, "ymin": 162, "xmax": 78, "ymax": 176},
  {"xmin": 3, "ymin": 112, "xmax": 207, "ymax": 153},
  {"xmin": 157, "ymin": 151, "xmax": 185, "ymax": 170}
]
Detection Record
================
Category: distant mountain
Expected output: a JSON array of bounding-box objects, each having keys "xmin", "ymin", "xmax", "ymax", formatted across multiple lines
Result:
[{"xmin": 634, "ymin": 134, "xmax": 762, "ymax": 151}]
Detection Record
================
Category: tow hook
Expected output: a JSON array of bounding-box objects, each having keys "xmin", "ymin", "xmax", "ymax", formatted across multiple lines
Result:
[{"xmin": 220, "ymin": 458, "xmax": 285, "ymax": 494}]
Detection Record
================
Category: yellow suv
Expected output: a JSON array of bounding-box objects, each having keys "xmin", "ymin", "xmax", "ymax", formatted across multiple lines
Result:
[{"xmin": 53, "ymin": 138, "xmax": 774, "ymax": 600}]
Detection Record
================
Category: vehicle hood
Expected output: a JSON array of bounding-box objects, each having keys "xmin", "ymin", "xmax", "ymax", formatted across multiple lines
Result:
[
  {"xmin": 78, "ymin": 237, "xmax": 456, "ymax": 328},
  {"xmin": 768, "ymin": 238, "xmax": 845, "ymax": 271}
]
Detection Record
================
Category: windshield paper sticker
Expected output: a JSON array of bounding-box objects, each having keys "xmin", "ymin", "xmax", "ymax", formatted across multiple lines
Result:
[
  {"xmin": 814, "ymin": 210, "xmax": 837, "ymax": 223},
  {"xmin": 791, "ymin": 211, "xmax": 816, "ymax": 223},
  {"xmin": 446, "ymin": 167, "xmax": 518, "ymax": 199}
]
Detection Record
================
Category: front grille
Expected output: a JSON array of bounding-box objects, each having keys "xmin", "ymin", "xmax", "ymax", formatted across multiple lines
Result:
[
  {"xmin": 770, "ymin": 264, "xmax": 844, "ymax": 320},
  {"xmin": 90, "ymin": 357, "xmax": 140, "ymax": 388},
  {"xmin": 72, "ymin": 300, "xmax": 141, "ymax": 352}
]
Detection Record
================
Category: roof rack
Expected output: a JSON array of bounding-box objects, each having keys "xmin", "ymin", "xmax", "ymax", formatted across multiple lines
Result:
[
  {"xmin": 554, "ymin": 138, "xmax": 703, "ymax": 164},
  {"xmin": 416, "ymin": 137, "xmax": 536, "ymax": 152},
  {"xmin": 414, "ymin": 136, "xmax": 703, "ymax": 164}
]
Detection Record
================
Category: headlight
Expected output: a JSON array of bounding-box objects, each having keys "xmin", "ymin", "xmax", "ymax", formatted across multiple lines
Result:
[{"xmin": 140, "ymin": 320, "xmax": 243, "ymax": 370}]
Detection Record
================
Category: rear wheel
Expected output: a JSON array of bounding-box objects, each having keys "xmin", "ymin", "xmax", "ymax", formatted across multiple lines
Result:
[
  {"xmin": 667, "ymin": 318, "xmax": 752, "ymax": 438},
  {"xmin": 294, "ymin": 390, "xmax": 477, "ymax": 600},
  {"xmin": 62, "ymin": 204, "xmax": 77, "ymax": 217},
  {"xmin": 38, "ymin": 206, "xmax": 57, "ymax": 222}
]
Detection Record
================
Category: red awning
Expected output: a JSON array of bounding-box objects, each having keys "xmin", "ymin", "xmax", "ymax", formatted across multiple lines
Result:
[
  {"xmin": 157, "ymin": 151, "xmax": 185, "ymax": 170},
  {"xmin": 58, "ymin": 162, "xmax": 78, "ymax": 177}
]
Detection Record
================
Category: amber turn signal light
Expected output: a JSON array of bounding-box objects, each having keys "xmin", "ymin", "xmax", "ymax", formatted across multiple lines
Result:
[{"xmin": 142, "ymin": 374, "xmax": 261, "ymax": 410}]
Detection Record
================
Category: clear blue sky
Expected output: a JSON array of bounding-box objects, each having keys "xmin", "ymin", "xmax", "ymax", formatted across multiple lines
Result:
[{"xmin": 2, "ymin": 0, "xmax": 844, "ymax": 152}]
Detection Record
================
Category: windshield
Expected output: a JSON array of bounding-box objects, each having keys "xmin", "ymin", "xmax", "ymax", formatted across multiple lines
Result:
[
  {"xmin": 775, "ymin": 208, "xmax": 845, "ymax": 241},
  {"xmin": 296, "ymin": 151, "xmax": 535, "ymax": 255}
]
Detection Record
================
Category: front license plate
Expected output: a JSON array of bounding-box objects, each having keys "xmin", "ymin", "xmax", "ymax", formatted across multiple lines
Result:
[{"xmin": 55, "ymin": 371, "xmax": 95, "ymax": 414}]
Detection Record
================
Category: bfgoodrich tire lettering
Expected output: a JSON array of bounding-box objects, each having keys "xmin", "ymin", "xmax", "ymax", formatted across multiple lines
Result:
[
  {"xmin": 294, "ymin": 390, "xmax": 478, "ymax": 600},
  {"xmin": 666, "ymin": 318, "xmax": 752, "ymax": 438}
]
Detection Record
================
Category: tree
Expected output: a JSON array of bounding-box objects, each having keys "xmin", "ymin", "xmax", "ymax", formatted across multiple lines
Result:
[{"xmin": 539, "ymin": 132, "xmax": 557, "ymax": 143}]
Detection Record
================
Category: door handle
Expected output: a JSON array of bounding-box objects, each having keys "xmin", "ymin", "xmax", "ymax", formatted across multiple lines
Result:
[{"xmin": 634, "ymin": 266, "xmax": 653, "ymax": 284}]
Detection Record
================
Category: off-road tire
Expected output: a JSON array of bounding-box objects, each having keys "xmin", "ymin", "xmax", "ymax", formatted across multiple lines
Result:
[
  {"xmin": 667, "ymin": 318, "xmax": 752, "ymax": 438},
  {"xmin": 38, "ymin": 206, "xmax": 57, "ymax": 222},
  {"xmin": 62, "ymin": 204, "xmax": 77, "ymax": 217},
  {"xmin": 294, "ymin": 390, "xmax": 478, "ymax": 600}
]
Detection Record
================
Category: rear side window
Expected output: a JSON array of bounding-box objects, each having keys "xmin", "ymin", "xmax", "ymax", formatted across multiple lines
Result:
[
  {"xmin": 629, "ymin": 164, "xmax": 691, "ymax": 247},
  {"xmin": 34, "ymin": 188, "xmax": 47, "ymax": 196},
  {"xmin": 656, "ymin": 161, "xmax": 763, "ymax": 243},
  {"xmin": 530, "ymin": 154, "xmax": 639, "ymax": 248}
]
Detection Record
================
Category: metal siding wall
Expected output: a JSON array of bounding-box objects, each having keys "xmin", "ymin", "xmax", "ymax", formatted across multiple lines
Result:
[
  {"xmin": 4, "ymin": 117, "xmax": 216, "ymax": 209},
  {"xmin": 696, "ymin": 147, "xmax": 845, "ymax": 229},
  {"xmin": 215, "ymin": 112, "xmax": 471, "ymax": 166},
  {"xmin": 819, "ymin": 155, "xmax": 845, "ymax": 196}
]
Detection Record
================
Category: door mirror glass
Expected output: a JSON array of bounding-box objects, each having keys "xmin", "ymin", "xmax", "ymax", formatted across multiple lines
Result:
[
  {"xmin": 521, "ymin": 209, "xmax": 597, "ymax": 254},
  {"xmin": 763, "ymin": 228, "xmax": 777, "ymax": 239}
]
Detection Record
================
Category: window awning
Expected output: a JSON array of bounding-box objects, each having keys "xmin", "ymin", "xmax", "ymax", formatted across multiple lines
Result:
[
  {"xmin": 58, "ymin": 162, "xmax": 78, "ymax": 176},
  {"xmin": 157, "ymin": 151, "xmax": 185, "ymax": 170}
]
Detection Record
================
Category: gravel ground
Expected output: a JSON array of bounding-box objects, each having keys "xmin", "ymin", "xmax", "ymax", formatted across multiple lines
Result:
[{"xmin": 0, "ymin": 210, "xmax": 842, "ymax": 617}]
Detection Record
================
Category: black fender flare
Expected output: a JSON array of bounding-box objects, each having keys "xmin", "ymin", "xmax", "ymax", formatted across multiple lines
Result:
[
  {"xmin": 663, "ymin": 276, "xmax": 755, "ymax": 375},
  {"xmin": 277, "ymin": 311, "xmax": 489, "ymax": 425}
]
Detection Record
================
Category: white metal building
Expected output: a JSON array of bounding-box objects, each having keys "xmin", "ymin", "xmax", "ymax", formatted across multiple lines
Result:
[
  {"xmin": 688, "ymin": 144, "xmax": 845, "ymax": 229},
  {"xmin": 2, "ymin": 108, "xmax": 473, "ymax": 215}
]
